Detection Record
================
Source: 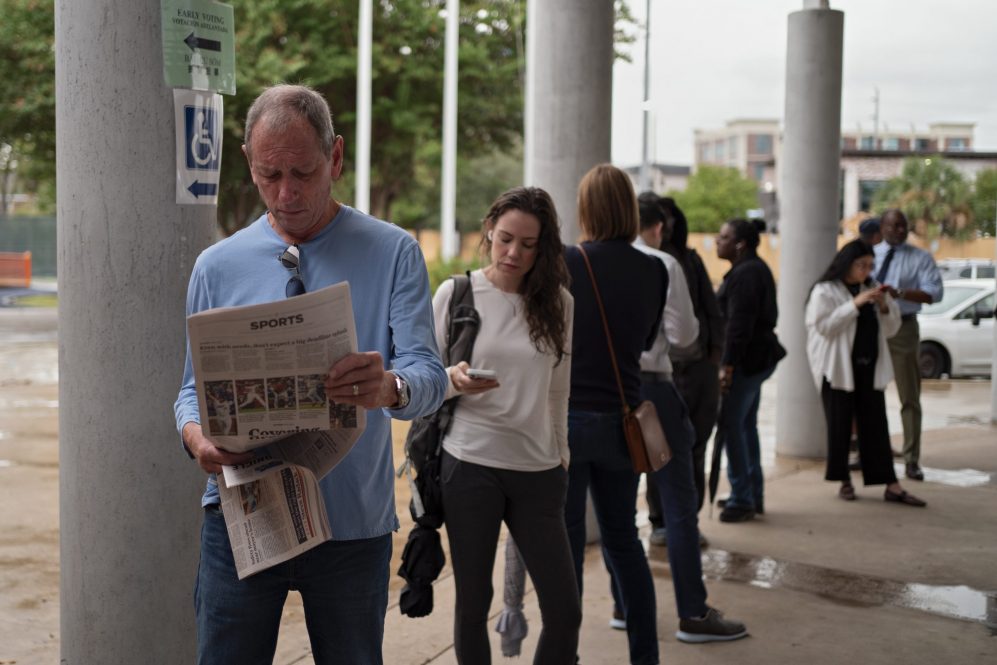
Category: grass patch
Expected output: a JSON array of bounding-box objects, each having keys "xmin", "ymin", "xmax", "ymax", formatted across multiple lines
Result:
[{"xmin": 13, "ymin": 294, "xmax": 58, "ymax": 308}]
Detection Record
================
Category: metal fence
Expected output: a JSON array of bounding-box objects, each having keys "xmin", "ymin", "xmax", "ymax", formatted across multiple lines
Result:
[{"xmin": 0, "ymin": 217, "xmax": 57, "ymax": 277}]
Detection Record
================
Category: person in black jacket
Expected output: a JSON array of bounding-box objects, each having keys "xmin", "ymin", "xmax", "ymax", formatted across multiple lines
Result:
[
  {"xmin": 658, "ymin": 196, "xmax": 725, "ymax": 514},
  {"xmin": 715, "ymin": 218, "xmax": 785, "ymax": 523},
  {"xmin": 563, "ymin": 164, "xmax": 666, "ymax": 665}
]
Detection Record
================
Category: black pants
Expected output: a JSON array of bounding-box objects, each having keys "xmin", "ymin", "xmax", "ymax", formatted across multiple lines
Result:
[
  {"xmin": 821, "ymin": 363, "xmax": 898, "ymax": 485},
  {"xmin": 671, "ymin": 357, "xmax": 719, "ymax": 511},
  {"xmin": 441, "ymin": 451, "xmax": 581, "ymax": 665}
]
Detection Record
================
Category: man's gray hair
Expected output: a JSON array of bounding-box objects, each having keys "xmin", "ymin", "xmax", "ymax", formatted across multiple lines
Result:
[{"xmin": 244, "ymin": 84, "xmax": 335, "ymax": 157}]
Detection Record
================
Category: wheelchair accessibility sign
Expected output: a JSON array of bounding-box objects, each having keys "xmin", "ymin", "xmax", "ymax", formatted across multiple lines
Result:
[{"xmin": 174, "ymin": 89, "xmax": 223, "ymax": 205}]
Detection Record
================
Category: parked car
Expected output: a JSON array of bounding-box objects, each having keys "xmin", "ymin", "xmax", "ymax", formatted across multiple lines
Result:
[
  {"xmin": 917, "ymin": 279, "xmax": 995, "ymax": 379},
  {"xmin": 936, "ymin": 258, "xmax": 995, "ymax": 281}
]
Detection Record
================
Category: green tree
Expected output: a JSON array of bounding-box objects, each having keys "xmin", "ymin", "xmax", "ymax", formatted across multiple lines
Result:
[
  {"xmin": 0, "ymin": 0, "xmax": 56, "ymax": 217},
  {"xmin": 668, "ymin": 165, "xmax": 758, "ymax": 233},
  {"xmin": 871, "ymin": 156, "xmax": 972, "ymax": 239},
  {"xmin": 970, "ymin": 168, "xmax": 997, "ymax": 237},
  {"xmin": 218, "ymin": 0, "xmax": 527, "ymax": 235}
]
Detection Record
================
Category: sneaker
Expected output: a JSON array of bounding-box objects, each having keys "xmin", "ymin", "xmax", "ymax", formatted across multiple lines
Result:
[
  {"xmin": 609, "ymin": 607, "xmax": 626, "ymax": 631},
  {"xmin": 676, "ymin": 606, "xmax": 749, "ymax": 643},
  {"xmin": 717, "ymin": 497, "xmax": 764, "ymax": 515},
  {"xmin": 719, "ymin": 504, "xmax": 755, "ymax": 523},
  {"xmin": 649, "ymin": 527, "xmax": 667, "ymax": 547}
]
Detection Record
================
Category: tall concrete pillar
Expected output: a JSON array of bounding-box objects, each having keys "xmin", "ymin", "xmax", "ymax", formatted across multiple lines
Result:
[
  {"xmin": 525, "ymin": 0, "xmax": 614, "ymax": 243},
  {"xmin": 56, "ymin": 1, "xmax": 214, "ymax": 661},
  {"xmin": 776, "ymin": 5, "xmax": 844, "ymax": 458}
]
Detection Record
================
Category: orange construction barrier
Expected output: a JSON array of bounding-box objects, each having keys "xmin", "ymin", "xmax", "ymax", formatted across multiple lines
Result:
[{"xmin": 0, "ymin": 251, "xmax": 32, "ymax": 288}]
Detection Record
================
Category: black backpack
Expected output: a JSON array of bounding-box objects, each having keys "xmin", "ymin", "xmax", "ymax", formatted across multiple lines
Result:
[{"xmin": 401, "ymin": 272, "xmax": 479, "ymax": 529}]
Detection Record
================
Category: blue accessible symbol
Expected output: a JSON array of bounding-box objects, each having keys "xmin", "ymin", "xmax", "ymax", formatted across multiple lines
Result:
[{"xmin": 185, "ymin": 105, "xmax": 221, "ymax": 171}]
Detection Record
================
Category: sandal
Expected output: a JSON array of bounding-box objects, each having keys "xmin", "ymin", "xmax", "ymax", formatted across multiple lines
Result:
[
  {"xmin": 838, "ymin": 483, "xmax": 856, "ymax": 501},
  {"xmin": 884, "ymin": 488, "xmax": 926, "ymax": 507}
]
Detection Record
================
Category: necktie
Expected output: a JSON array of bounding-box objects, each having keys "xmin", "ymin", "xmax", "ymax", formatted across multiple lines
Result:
[{"xmin": 876, "ymin": 247, "xmax": 895, "ymax": 284}]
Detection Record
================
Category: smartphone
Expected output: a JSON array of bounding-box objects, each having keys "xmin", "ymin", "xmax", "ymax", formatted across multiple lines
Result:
[{"xmin": 467, "ymin": 368, "xmax": 497, "ymax": 380}]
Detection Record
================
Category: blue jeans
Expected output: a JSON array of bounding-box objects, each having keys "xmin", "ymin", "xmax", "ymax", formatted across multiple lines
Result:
[
  {"xmin": 643, "ymin": 380, "xmax": 710, "ymax": 619},
  {"xmin": 195, "ymin": 504, "xmax": 391, "ymax": 665},
  {"xmin": 720, "ymin": 365, "xmax": 775, "ymax": 511},
  {"xmin": 565, "ymin": 409, "xmax": 658, "ymax": 665}
]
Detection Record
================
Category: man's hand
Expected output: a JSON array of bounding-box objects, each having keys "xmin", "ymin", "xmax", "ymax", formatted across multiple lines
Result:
[
  {"xmin": 719, "ymin": 364, "xmax": 734, "ymax": 394},
  {"xmin": 324, "ymin": 351, "xmax": 398, "ymax": 409},
  {"xmin": 183, "ymin": 422, "xmax": 255, "ymax": 474},
  {"xmin": 448, "ymin": 361, "xmax": 500, "ymax": 395}
]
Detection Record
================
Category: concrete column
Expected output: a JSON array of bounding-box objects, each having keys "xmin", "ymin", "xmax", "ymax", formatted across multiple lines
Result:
[
  {"xmin": 56, "ymin": 1, "xmax": 214, "ymax": 661},
  {"xmin": 525, "ymin": 0, "xmax": 614, "ymax": 243},
  {"xmin": 776, "ymin": 6, "xmax": 844, "ymax": 458}
]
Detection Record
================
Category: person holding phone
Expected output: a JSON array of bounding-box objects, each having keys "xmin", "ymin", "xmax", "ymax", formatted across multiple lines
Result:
[
  {"xmin": 805, "ymin": 240, "xmax": 926, "ymax": 506},
  {"xmin": 434, "ymin": 187, "xmax": 580, "ymax": 664}
]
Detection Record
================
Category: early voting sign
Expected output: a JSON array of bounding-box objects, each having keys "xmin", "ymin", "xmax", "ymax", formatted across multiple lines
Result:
[
  {"xmin": 174, "ymin": 89, "xmax": 223, "ymax": 205},
  {"xmin": 162, "ymin": 0, "xmax": 236, "ymax": 95}
]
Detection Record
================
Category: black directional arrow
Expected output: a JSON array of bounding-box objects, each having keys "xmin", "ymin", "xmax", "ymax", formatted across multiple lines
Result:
[
  {"xmin": 184, "ymin": 32, "xmax": 222, "ymax": 52},
  {"xmin": 188, "ymin": 181, "xmax": 218, "ymax": 198}
]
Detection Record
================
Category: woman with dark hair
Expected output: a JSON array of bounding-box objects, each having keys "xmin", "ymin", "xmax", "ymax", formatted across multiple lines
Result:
[
  {"xmin": 435, "ymin": 186, "xmax": 581, "ymax": 664},
  {"xmin": 805, "ymin": 240, "xmax": 926, "ymax": 506},
  {"xmin": 563, "ymin": 164, "xmax": 667, "ymax": 665},
  {"xmin": 715, "ymin": 218, "xmax": 785, "ymax": 523},
  {"xmin": 654, "ymin": 195, "xmax": 725, "ymax": 513}
]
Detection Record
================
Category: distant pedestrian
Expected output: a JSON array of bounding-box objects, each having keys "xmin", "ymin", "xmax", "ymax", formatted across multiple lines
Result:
[
  {"xmin": 806, "ymin": 240, "xmax": 926, "ymax": 506},
  {"xmin": 714, "ymin": 218, "xmax": 785, "ymax": 523},
  {"xmin": 873, "ymin": 209, "xmax": 943, "ymax": 481},
  {"xmin": 658, "ymin": 196, "xmax": 725, "ymax": 513},
  {"xmin": 858, "ymin": 217, "xmax": 882, "ymax": 246}
]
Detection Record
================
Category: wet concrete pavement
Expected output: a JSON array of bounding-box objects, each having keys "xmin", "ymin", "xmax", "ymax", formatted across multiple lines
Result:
[{"xmin": 1, "ymin": 307, "xmax": 995, "ymax": 663}]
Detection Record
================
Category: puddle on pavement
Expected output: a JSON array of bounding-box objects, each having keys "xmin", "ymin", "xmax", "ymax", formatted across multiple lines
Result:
[
  {"xmin": 653, "ymin": 549, "xmax": 997, "ymax": 630},
  {"xmin": 891, "ymin": 463, "xmax": 993, "ymax": 488}
]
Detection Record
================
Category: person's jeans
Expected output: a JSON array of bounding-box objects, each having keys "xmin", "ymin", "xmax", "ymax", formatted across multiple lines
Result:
[
  {"xmin": 643, "ymin": 380, "xmax": 710, "ymax": 619},
  {"xmin": 720, "ymin": 364, "xmax": 775, "ymax": 511},
  {"xmin": 195, "ymin": 504, "xmax": 391, "ymax": 665},
  {"xmin": 565, "ymin": 409, "xmax": 658, "ymax": 665}
]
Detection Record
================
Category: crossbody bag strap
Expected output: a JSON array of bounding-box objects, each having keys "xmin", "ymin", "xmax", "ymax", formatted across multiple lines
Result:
[{"xmin": 577, "ymin": 244, "xmax": 631, "ymax": 416}]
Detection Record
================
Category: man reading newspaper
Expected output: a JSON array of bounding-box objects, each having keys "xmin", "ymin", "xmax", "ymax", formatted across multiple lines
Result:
[{"xmin": 174, "ymin": 84, "xmax": 446, "ymax": 665}]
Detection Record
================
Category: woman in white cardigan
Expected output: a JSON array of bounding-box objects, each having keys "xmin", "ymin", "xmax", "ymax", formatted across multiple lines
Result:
[{"xmin": 805, "ymin": 240, "xmax": 926, "ymax": 506}]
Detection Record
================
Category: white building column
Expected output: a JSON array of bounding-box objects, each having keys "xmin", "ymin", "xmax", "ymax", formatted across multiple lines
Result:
[
  {"xmin": 525, "ymin": 0, "xmax": 614, "ymax": 243},
  {"xmin": 776, "ymin": 4, "xmax": 844, "ymax": 457},
  {"xmin": 56, "ymin": 1, "xmax": 213, "ymax": 661}
]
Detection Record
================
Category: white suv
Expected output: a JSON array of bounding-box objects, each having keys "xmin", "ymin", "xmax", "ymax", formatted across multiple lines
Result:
[{"xmin": 936, "ymin": 258, "xmax": 995, "ymax": 281}]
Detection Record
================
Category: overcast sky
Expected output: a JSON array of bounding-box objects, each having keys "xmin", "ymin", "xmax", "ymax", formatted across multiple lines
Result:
[{"xmin": 610, "ymin": 0, "xmax": 997, "ymax": 167}]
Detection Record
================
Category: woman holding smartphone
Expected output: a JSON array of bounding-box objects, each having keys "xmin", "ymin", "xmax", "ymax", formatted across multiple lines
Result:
[
  {"xmin": 805, "ymin": 240, "xmax": 926, "ymax": 506},
  {"xmin": 434, "ymin": 186, "xmax": 580, "ymax": 664}
]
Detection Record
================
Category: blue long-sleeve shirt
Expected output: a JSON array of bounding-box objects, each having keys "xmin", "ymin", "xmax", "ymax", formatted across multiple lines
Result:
[
  {"xmin": 174, "ymin": 206, "xmax": 447, "ymax": 539},
  {"xmin": 873, "ymin": 241, "xmax": 943, "ymax": 317}
]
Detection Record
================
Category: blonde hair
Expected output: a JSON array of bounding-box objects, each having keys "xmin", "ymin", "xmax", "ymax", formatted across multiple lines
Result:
[{"xmin": 576, "ymin": 164, "xmax": 639, "ymax": 242}]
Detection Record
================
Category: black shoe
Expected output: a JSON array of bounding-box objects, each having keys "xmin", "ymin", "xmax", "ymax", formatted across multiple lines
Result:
[
  {"xmin": 717, "ymin": 497, "xmax": 764, "ymax": 515},
  {"xmin": 676, "ymin": 606, "xmax": 749, "ymax": 643},
  {"xmin": 905, "ymin": 463, "xmax": 924, "ymax": 481},
  {"xmin": 884, "ymin": 488, "xmax": 927, "ymax": 507},
  {"xmin": 719, "ymin": 505, "xmax": 756, "ymax": 523}
]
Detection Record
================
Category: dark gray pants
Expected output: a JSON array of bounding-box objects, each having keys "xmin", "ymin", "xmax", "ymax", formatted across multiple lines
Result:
[
  {"xmin": 441, "ymin": 451, "xmax": 581, "ymax": 665},
  {"xmin": 672, "ymin": 357, "xmax": 720, "ymax": 511}
]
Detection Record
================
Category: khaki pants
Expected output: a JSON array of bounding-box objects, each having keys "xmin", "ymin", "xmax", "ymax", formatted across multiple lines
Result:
[{"xmin": 887, "ymin": 317, "xmax": 922, "ymax": 464}]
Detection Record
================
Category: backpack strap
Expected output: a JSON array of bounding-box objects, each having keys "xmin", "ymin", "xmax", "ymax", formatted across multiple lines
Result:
[{"xmin": 436, "ymin": 271, "xmax": 480, "ymax": 440}]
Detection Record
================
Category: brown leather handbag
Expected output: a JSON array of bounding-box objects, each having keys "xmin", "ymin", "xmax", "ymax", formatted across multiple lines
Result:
[{"xmin": 577, "ymin": 245, "xmax": 672, "ymax": 473}]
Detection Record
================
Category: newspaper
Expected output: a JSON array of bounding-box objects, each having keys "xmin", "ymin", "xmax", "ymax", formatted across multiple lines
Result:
[{"xmin": 188, "ymin": 282, "xmax": 366, "ymax": 578}]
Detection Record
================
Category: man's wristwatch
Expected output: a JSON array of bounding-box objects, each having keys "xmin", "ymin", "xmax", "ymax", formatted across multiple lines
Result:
[{"xmin": 392, "ymin": 373, "xmax": 410, "ymax": 409}]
